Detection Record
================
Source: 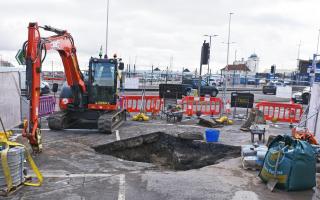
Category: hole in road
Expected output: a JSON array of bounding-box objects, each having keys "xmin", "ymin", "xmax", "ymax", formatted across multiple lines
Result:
[{"xmin": 93, "ymin": 132, "xmax": 241, "ymax": 170}]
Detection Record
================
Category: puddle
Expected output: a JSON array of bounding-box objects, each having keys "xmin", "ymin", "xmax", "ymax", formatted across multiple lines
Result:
[{"xmin": 93, "ymin": 132, "xmax": 241, "ymax": 170}]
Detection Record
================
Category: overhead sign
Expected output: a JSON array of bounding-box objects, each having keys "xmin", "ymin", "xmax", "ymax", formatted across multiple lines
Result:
[{"xmin": 15, "ymin": 49, "xmax": 26, "ymax": 65}]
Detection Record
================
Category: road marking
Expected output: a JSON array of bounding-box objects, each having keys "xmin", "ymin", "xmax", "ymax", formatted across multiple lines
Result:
[
  {"xmin": 232, "ymin": 191, "xmax": 259, "ymax": 200},
  {"xmin": 115, "ymin": 130, "xmax": 126, "ymax": 200},
  {"xmin": 115, "ymin": 130, "xmax": 123, "ymax": 161},
  {"xmin": 118, "ymin": 174, "xmax": 126, "ymax": 200},
  {"xmin": 115, "ymin": 130, "xmax": 121, "ymax": 141}
]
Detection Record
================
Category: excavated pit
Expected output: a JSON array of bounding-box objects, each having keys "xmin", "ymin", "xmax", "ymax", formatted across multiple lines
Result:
[{"xmin": 93, "ymin": 132, "xmax": 241, "ymax": 170}]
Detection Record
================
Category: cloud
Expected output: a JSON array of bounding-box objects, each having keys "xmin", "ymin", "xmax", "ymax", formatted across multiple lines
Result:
[{"xmin": 0, "ymin": 0, "xmax": 320, "ymax": 73}]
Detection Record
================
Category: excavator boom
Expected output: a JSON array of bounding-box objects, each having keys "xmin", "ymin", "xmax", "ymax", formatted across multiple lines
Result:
[{"xmin": 23, "ymin": 22, "xmax": 86, "ymax": 152}]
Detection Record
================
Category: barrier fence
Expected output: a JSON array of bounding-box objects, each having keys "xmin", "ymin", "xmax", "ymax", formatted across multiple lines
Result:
[
  {"xmin": 255, "ymin": 101, "xmax": 303, "ymax": 123},
  {"xmin": 180, "ymin": 96, "xmax": 223, "ymax": 116},
  {"xmin": 121, "ymin": 96, "xmax": 223, "ymax": 116},
  {"xmin": 122, "ymin": 95, "xmax": 163, "ymax": 113},
  {"xmin": 39, "ymin": 96, "xmax": 56, "ymax": 117},
  {"xmin": 39, "ymin": 94, "xmax": 303, "ymax": 123}
]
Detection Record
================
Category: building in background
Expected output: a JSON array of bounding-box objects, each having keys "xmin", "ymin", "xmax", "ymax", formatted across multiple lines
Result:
[
  {"xmin": 221, "ymin": 64, "xmax": 251, "ymax": 85},
  {"xmin": 233, "ymin": 58, "xmax": 246, "ymax": 65},
  {"xmin": 232, "ymin": 53, "xmax": 259, "ymax": 75},
  {"xmin": 246, "ymin": 53, "xmax": 259, "ymax": 74},
  {"xmin": 0, "ymin": 60, "xmax": 15, "ymax": 67},
  {"xmin": 221, "ymin": 64, "xmax": 250, "ymax": 75}
]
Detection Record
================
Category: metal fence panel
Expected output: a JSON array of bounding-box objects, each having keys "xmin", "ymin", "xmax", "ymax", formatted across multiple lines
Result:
[{"xmin": 0, "ymin": 72, "xmax": 21, "ymax": 129}]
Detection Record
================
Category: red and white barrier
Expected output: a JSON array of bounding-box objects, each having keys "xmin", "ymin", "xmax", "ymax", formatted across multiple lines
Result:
[
  {"xmin": 122, "ymin": 95, "xmax": 163, "ymax": 113},
  {"xmin": 180, "ymin": 96, "xmax": 223, "ymax": 116},
  {"xmin": 255, "ymin": 101, "xmax": 303, "ymax": 123}
]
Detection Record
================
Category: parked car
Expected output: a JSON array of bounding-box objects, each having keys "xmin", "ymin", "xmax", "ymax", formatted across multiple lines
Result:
[
  {"xmin": 182, "ymin": 78, "xmax": 219, "ymax": 97},
  {"xmin": 292, "ymin": 87, "xmax": 311, "ymax": 104},
  {"xmin": 262, "ymin": 82, "xmax": 277, "ymax": 95},
  {"xmin": 284, "ymin": 79, "xmax": 291, "ymax": 85},
  {"xmin": 247, "ymin": 78, "xmax": 256, "ymax": 85},
  {"xmin": 208, "ymin": 76, "xmax": 223, "ymax": 86},
  {"xmin": 259, "ymin": 79, "xmax": 267, "ymax": 85},
  {"xmin": 40, "ymin": 81, "xmax": 50, "ymax": 95}
]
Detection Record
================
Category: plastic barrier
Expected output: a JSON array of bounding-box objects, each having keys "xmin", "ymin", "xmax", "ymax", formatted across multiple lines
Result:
[
  {"xmin": 122, "ymin": 95, "xmax": 163, "ymax": 113},
  {"xmin": 39, "ymin": 96, "xmax": 56, "ymax": 117},
  {"xmin": 180, "ymin": 96, "xmax": 223, "ymax": 116},
  {"xmin": 255, "ymin": 101, "xmax": 303, "ymax": 123}
]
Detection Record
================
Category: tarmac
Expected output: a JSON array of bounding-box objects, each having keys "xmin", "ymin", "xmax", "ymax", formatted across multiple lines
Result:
[{"xmin": 5, "ymin": 118, "xmax": 320, "ymax": 200}]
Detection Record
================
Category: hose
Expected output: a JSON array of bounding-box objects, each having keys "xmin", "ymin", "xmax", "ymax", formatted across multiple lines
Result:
[{"xmin": 40, "ymin": 41, "xmax": 47, "ymax": 64}]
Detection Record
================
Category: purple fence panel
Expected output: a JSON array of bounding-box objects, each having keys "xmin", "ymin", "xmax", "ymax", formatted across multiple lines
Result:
[{"xmin": 39, "ymin": 96, "xmax": 56, "ymax": 117}]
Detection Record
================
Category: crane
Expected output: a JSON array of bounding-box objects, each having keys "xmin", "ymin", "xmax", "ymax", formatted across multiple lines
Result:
[{"xmin": 22, "ymin": 22, "xmax": 126, "ymax": 152}]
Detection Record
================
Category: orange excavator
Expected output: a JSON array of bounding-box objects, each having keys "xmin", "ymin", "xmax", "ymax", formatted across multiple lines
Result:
[{"xmin": 22, "ymin": 22, "xmax": 126, "ymax": 152}]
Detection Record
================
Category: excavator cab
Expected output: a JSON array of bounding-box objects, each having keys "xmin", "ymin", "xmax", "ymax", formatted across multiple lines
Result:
[{"xmin": 88, "ymin": 57, "xmax": 118, "ymax": 105}]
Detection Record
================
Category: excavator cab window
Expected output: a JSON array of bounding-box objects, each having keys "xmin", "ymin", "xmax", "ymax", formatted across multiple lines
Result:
[
  {"xmin": 89, "ymin": 60, "xmax": 117, "ymax": 104},
  {"xmin": 92, "ymin": 62, "xmax": 115, "ymax": 87}
]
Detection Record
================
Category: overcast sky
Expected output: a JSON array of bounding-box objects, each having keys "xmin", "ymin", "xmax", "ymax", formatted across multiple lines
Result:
[{"xmin": 0, "ymin": 0, "xmax": 320, "ymax": 73}]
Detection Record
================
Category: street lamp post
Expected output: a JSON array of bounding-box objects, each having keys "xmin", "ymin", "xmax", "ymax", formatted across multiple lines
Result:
[
  {"xmin": 226, "ymin": 13, "xmax": 234, "ymax": 66},
  {"xmin": 204, "ymin": 34, "xmax": 218, "ymax": 75},
  {"xmin": 223, "ymin": 12, "xmax": 234, "ymax": 113}
]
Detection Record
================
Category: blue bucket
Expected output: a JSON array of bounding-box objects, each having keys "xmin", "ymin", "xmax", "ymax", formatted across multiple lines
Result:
[{"xmin": 205, "ymin": 129, "xmax": 220, "ymax": 142}]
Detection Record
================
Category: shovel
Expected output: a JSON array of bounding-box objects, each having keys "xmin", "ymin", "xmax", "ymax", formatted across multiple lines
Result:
[{"xmin": 267, "ymin": 149, "xmax": 281, "ymax": 192}]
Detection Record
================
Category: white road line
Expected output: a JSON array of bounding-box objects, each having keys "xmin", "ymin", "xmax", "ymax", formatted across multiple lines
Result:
[
  {"xmin": 115, "ymin": 130, "xmax": 126, "ymax": 200},
  {"xmin": 116, "ymin": 130, "xmax": 123, "ymax": 162},
  {"xmin": 115, "ymin": 130, "xmax": 121, "ymax": 141},
  {"xmin": 118, "ymin": 174, "xmax": 126, "ymax": 200}
]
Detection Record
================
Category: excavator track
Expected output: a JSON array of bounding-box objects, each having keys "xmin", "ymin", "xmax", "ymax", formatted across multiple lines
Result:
[
  {"xmin": 98, "ymin": 109, "xmax": 126, "ymax": 134},
  {"xmin": 48, "ymin": 111, "xmax": 68, "ymax": 130}
]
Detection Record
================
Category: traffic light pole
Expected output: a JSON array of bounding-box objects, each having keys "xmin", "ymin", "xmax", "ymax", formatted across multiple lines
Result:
[
  {"xmin": 198, "ymin": 46, "xmax": 203, "ymax": 97},
  {"xmin": 207, "ymin": 36, "xmax": 211, "ymax": 75}
]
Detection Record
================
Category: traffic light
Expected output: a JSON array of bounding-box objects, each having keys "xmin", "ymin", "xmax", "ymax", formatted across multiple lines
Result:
[
  {"xmin": 271, "ymin": 65, "xmax": 275, "ymax": 74},
  {"xmin": 201, "ymin": 42, "xmax": 210, "ymax": 65}
]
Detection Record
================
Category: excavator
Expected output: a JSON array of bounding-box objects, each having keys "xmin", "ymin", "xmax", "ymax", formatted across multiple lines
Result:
[{"xmin": 22, "ymin": 22, "xmax": 126, "ymax": 152}]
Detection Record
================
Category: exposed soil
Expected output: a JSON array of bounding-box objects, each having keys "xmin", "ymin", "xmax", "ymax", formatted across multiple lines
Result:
[{"xmin": 93, "ymin": 132, "xmax": 241, "ymax": 170}]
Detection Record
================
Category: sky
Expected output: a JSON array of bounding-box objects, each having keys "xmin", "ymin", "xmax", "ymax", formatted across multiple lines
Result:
[{"xmin": 0, "ymin": 0, "xmax": 320, "ymax": 73}]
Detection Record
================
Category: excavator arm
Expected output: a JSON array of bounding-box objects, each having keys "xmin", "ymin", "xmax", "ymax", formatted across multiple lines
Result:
[{"xmin": 23, "ymin": 22, "xmax": 86, "ymax": 152}]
